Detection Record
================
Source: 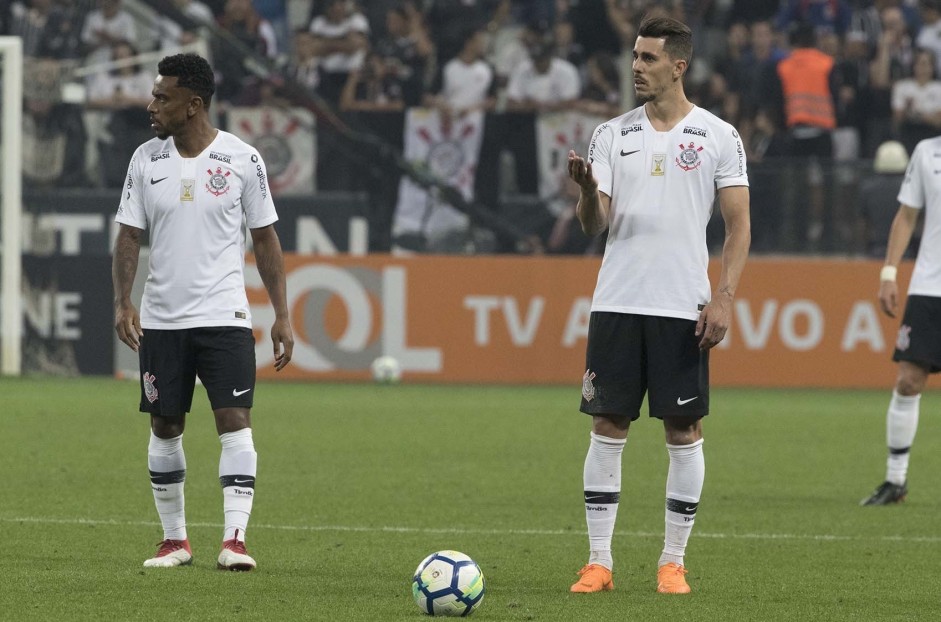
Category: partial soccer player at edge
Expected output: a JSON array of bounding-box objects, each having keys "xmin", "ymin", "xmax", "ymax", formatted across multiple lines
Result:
[
  {"xmin": 861, "ymin": 136, "xmax": 941, "ymax": 506},
  {"xmin": 567, "ymin": 14, "xmax": 750, "ymax": 594},
  {"xmin": 112, "ymin": 53, "xmax": 294, "ymax": 570}
]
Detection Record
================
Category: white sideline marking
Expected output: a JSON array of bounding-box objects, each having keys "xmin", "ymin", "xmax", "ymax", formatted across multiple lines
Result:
[{"xmin": 3, "ymin": 515, "xmax": 941, "ymax": 544}]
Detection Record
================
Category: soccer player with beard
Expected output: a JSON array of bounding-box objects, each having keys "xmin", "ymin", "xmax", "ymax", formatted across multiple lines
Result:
[
  {"xmin": 112, "ymin": 53, "xmax": 294, "ymax": 570},
  {"xmin": 566, "ymin": 14, "xmax": 750, "ymax": 594}
]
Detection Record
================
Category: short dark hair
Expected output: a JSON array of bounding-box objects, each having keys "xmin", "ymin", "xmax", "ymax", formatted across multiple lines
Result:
[
  {"xmin": 789, "ymin": 21, "xmax": 817, "ymax": 48},
  {"xmin": 158, "ymin": 53, "xmax": 215, "ymax": 108},
  {"xmin": 637, "ymin": 14, "xmax": 693, "ymax": 66}
]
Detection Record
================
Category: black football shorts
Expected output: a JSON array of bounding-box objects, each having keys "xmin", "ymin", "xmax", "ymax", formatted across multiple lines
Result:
[
  {"xmin": 579, "ymin": 311, "xmax": 709, "ymax": 421},
  {"xmin": 892, "ymin": 295, "xmax": 941, "ymax": 373},
  {"xmin": 137, "ymin": 327, "xmax": 257, "ymax": 416}
]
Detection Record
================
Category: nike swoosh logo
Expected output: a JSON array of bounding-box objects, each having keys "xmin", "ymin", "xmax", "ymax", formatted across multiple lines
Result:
[
  {"xmin": 232, "ymin": 388, "xmax": 252, "ymax": 396},
  {"xmin": 584, "ymin": 495, "xmax": 610, "ymax": 502},
  {"xmin": 684, "ymin": 506, "xmax": 697, "ymax": 512},
  {"xmin": 233, "ymin": 478, "xmax": 253, "ymax": 485},
  {"xmin": 676, "ymin": 396, "xmax": 698, "ymax": 405},
  {"xmin": 150, "ymin": 177, "xmax": 168, "ymax": 185},
  {"xmin": 620, "ymin": 149, "xmax": 640, "ymax": 156}
]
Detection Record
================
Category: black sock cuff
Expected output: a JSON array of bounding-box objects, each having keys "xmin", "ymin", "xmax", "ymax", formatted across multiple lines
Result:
[
  {"xmin": 584, "ymin": 490, "xmax": 620, "ymax": 504},
  {"xmin": 149, "ymin": 469, "xmax": 185, "ymax": 485},
  {"xmin": 220, "ymin": 474, "xmax": 256, "ymax": 489},
  {"xmin": 666, "ymin": 498, "xmax": 698, "ymax": 515}
]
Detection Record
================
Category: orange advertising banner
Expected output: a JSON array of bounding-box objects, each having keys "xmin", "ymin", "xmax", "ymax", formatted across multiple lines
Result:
[{"xmin": 245, "ymin": 255, "xmax": 911, "ymax": 388}]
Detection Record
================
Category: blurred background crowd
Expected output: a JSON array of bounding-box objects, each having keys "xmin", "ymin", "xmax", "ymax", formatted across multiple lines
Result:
[{"xmin": 0, "ymin": 0, "xmax": 937, "ymax": 256}]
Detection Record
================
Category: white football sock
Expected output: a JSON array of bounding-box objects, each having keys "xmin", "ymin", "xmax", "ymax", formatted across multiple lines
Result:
[
  {"xmin": 886, "ymin": 391, "xmax": 920, "ymax": 485},
  {"xmin": 660, "ymin": 438, "xmax": 704, "ymax": 568},
  {"xmin": 583, "ymin": 432, "xmax": 626, "ymax": 571},
  {"xmin": 148, "ymin": 431, "xmax": 187, "ymax": 541},
  {"xmin": 219, "ymin": 428, "xmax": 257, "ymax": 542}
]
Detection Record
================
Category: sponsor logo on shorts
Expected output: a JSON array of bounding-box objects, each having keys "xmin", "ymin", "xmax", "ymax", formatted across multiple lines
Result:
[
  {"xmin": 896, "ymin": 325, "xmax": 911, "ymax": 351},
  {"xmin": 233, "ymin": 388, "xmax": 252, "ymax": 397},
  {"xmin": 143, "ymin": 372, "xmax": 159, "ymax": 403},
  {"xmin": 582, "ymin": 370, "xmax": 596, "ymax": 402},
  {"xmin": 677, "ymin": 396, "xmax": 699, "ymax": 406}
]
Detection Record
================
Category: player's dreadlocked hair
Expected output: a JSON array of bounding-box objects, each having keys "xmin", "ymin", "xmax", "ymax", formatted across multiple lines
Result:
[
  {"xmin": 638, "ymin": 14, "xmax": 693, "ymax": 68},
  {"xmin": 158, "ymin": 53, "xmax": 216, "ymax": 108}
]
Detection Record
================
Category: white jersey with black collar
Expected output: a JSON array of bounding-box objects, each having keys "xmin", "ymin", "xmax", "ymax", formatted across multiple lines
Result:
[
  {"xmin": 587, "ymin": 105, "xmax": 748, "ymax": 321},
  {"xmin": 897, "ymin": 137, "xmax": 941, "ymax": 297},
  {"xmin": 115, "ymin": 130, "xmax": 278, "ymax": 330}
]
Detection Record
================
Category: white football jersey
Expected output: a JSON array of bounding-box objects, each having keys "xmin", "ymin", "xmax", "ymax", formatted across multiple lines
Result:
[
  {"xmin": 897, "ymin": 136, "xmax": 941, "ymax": 297},
  {"xmin": 588, "ymin": 105, "xmax": 748, "ymax": 320},
  {"xmin": 115, "ymin": 130, "xmax": 278, "ymax": 329}
]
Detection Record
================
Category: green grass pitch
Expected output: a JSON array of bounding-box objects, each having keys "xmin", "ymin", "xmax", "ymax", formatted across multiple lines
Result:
[{"xmin": 1, "ymin": 377, "xmax": 939, "ymax": 621}]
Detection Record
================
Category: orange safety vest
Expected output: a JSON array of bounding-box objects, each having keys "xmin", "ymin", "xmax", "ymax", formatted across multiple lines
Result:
[{"xmin": 777, "ymin": 48, "xmax": 836, "ymax": 130}]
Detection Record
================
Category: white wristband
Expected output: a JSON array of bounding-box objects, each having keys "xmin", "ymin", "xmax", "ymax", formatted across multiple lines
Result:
[{"xmin": 880, "ymin": 265, "xmax": 897, "ymax": 282}]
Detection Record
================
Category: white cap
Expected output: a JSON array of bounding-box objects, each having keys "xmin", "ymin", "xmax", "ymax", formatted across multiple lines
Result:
[{"xmin": 874, "ymin": 140, "xmax": 909, "ymax": 174}]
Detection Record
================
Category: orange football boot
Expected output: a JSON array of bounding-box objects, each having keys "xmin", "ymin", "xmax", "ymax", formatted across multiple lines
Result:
[
  {"xmin": 570, "ymin": 564, "xmax": 614, "ymax": 593},
  {"xmin": 656, "ymin": 562, "xmax": 691, "ymax": 594}
]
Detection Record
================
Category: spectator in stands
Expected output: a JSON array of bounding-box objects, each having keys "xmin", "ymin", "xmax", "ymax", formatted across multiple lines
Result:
[
  {"xmin": 158, "ymin": 0, "xmax": 215, "ymax": 52},
  {"xmin": 916, "ymin": 0, "xmax": 941, "ymax": 74},
  {"xmin": 373, "ymin": 2, "xmax": 434, "ymax": 107},
  {"xmin": 22, "ymin": 58, "xmax": 89, "ymax": 187},
  {"xmin": 554, "ymin": 17, "xmax": 585, "ymax": 69},
  {"xmin": 775, "ymin": 0, "xmax": 853, "ymax": 36},
  {"xmin": 213, "ymin": 0, "xmax": 278, "ymax": 104},
  {"xmin": 85, "ymin": 41, "xmax": 153, "ymax": 186},
  {"xmin": 505, "ymin": 30, "xmax": 581, "ymax": 112},
  {"xmin": 289, "ymin": 28, "xmax": 321, "ymax": 94},
  {"xmin": 424, "ymin": 26, "xmax": 496, "ymax": 118},
  {"xmin": 738, "ymin": 20, "xmax": 787, "ymax": 139},
  {"xmin": 340, "ymin": 50, "xmax": 405, "ymax": 112},
  {"xmin": 892, "ymin": 48, "xmax": 941, "ymax": 154},
  {"xmin": 859, "ymin": 140, "xmax": 917, "ymax": 258},
  {"xmin": 252, "ymin": 0, "xmax": 289, "ymax": 61},
  {"xmin": 570, "ymin": 0, "xmax": 622, "ymax": 57},
  {"xmin": 35, "ymin": 0, "xmax": 85, "ymax": 60},
  {"xmin": 425, "ymin": 0, "xmax": 502, "ymax": 67},
  {"xmin": 486, "ymin": 0, "xmax": 533, "ymax": 92},
  {"xmin": 728, "ymin": 0, "xmax": 780, "ymax": 25},
  {"xmin": 8, "ymin": 0, "xmax": 57, "ymax": 57},
  {"xmin": 81, "ymin": 0, "xmax": 136, "ymax": 68},
  {"xmin": 867, "ymin": 4, "xmax": 915, "ymax": 152},
  {"xmin": 710, "ymin": 21, "xmax": 750, "ymax": 127},
  {"xmin": 572, "ymin": 51, "xmax": 621, "ymax": 119},
  {"xmin": 773, "ymin": 22, "xmax": 838, "ymax": 246},
  {"xmin": 308, "ymin": 0, "xmax": 369, "ymax": 105},
  {"xmin": 820, "ymin": 30, "xmax": 865, "ymax": 247}
]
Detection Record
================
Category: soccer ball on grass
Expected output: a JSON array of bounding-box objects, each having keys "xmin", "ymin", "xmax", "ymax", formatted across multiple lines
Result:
[
  {"xmin": 370, "ymin": 355, "xmax": 402, "ymax": 384},
  {"xmin": 412, "ymin": 550, "xmax": 485, "ymax": 616}
]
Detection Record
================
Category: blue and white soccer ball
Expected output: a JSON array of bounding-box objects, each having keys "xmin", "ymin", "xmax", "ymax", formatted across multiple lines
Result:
[
  {"xmin": 411, "ymin": 550, "xmax": 485, "ymax": 616},
  {"xmin": 370, "ymin": 355, "xmax": 402, "ymax": 384}
]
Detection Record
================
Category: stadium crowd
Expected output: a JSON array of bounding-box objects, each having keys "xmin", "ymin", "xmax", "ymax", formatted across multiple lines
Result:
[{"xmin": 1, "ymin": 0, "xmax": 938, "ymax": 253}]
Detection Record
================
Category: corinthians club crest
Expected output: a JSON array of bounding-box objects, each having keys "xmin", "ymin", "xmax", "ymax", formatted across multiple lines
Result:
[
  {"xmin": 206, "ymin": 166, "xmax": 231, "ymax": 196},
  {"xmin": 676, "ymin": 142, "xmax": 704, "ymax": 171},
  {"xmin": 582, "ymin": 370, "xmax": 597, "ymax": 402},
  {"xmin": 143, "ymin": 372, "xmax": 159, "ymax": 404},
  {"xmin": 896, "ymin": 325, "xmax": 911, "ymax": 351}
]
